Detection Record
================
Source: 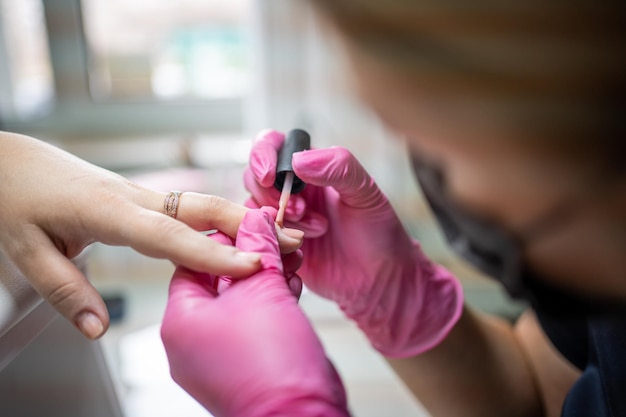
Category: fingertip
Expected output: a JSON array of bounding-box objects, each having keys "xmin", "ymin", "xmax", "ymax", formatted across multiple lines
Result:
[
  {"xmin": 75, "ymin": 310, "xmax": 107, "ymax": 340},
  {"xmin": 248, "ymin": 153, "xmax": 276, "ymax": 188},
  {"xmin": 264, "ymin": 205, "xmax": 304, "ymax": 252},
  {"xmin": 250, "ymin": 130, "xmax": 285, "ymax": 188},
  {"xmin": 281, "ymin": 227, "xmax": 304, "ymax": 241},
  {"xmin": 276, "ymin": 227, "xmax": 303, "ymax": 253},
  {"xmin": 204, "ymin": 237, "xmax": 263, "ymax": 275},
  {"xmin": 254, "ymin": 129, "xmax": 285, "ymax": 144},
  {"xmin": 291, "ymin": 148, "xmax": 316, "ymax": 169},
  {"xmin": 15, "ymin": 242, "xmax": 111, "ymax": 340},
  {"xmin": 214, "ymin": 251, "xmax": 260, "ymax": 279},
  {"xmin": 282, "ymin": 249, "xmax": 304, "ymax": 275},
  {"xmin": 235, "ymin": 250, "xmax": 263, "ymax": 265},
  {"xmin": 288, "ymin": 274, "xmax": 303, "ymax": 300},
  {"xmin": 292, "ymin": 146, "xmax": 354, "ymax": 187},
  {"xmin": 292, "ymin": 150, "xmax": 325, "ymax": 186}
]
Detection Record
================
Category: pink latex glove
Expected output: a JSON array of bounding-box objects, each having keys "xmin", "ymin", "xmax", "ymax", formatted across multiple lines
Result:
[
  {"xmin": 161, "ymin": 209, "xmax": 350, "ymax": 417},
  {"xmin": 244, "ymin": 130, "xmax": 464, "ymax": 358}
]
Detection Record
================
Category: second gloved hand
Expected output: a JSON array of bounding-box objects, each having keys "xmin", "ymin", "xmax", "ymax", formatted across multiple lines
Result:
[
  {"xmin": 245, "ymin": 130, "xmax": 464, "ymax": 357},
  {"xmin": 161, "ymin": 209, "xmax": 349, "ymax": 417}
]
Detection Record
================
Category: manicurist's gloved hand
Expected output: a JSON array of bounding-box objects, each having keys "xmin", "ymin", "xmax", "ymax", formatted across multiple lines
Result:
[
  {"xmin": 161, "ymin": 208, "xmax": 350, "ymax": 417},
  {"xmin": 245, "ymin": 130, "xmax": 464, "ymax": 357}
]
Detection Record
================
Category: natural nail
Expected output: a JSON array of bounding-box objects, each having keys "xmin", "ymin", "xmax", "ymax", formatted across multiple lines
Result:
[
  {"xmin": 276, "ymin": 227, "xmax": 303, "ymax": 244},
  {"xmin": 282, "ymin": 228, "xmax": 305, "ymax": 240},
  {"xmin": 76, "ymin": 311, "xmax": 104, "ymax": 340}
]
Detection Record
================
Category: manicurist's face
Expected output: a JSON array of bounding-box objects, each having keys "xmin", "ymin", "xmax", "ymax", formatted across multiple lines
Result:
[{"xmin": 345, "ymin": 46, "xmax": 626, "ymax": 301}]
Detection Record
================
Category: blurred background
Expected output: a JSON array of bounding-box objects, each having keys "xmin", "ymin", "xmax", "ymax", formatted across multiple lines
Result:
[{"xmin": 0, "ymin": 1, "xmax": 525, "ymax": 416}]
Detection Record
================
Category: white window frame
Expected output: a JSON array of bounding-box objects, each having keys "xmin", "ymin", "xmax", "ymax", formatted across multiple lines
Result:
[
  {"xmin": 1, "ymin": 0, "xmax": 315, "ymax": 139},
  {"xmin": 2, "ymin": 0, "xmax": 244, "ymax": 137}
]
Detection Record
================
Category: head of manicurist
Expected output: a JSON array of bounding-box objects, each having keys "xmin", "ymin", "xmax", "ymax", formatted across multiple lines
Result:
[{"xmin": 308, "ymin": 0, "xmax": 626, "ymax": 307}]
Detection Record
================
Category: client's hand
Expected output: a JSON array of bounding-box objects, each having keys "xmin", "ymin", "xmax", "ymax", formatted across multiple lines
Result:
[
  {"xmin": 0, "ymin": 132, "xmax": 303, "ymax": 339},
  {"xmin": 161, "ymin": 208, "xmax": 349, "ymax": 417}
]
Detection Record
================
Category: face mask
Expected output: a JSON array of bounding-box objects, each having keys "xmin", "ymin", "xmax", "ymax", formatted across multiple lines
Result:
[{"xmin": 410, "ymin": 154, "xmax": 626, "ymax": 317}]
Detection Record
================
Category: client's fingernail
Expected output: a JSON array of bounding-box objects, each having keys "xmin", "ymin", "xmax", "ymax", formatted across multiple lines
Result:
[
  {"xmin": 276, "ymin": 227, "xmax": 303, "ymax": 244},
  {"xmin": 76, "ymin": 311, "xmax": 104, "ymax": 340},
  {"xmin": 282, "ymin": 228, "xmax": 304, "ymax": 240}
]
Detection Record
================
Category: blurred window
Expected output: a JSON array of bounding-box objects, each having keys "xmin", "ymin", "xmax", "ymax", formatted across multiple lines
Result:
[
  {"xmin": 81, "ymin": 0, "xmax": 251, "ymax": 101},
  {"xmin": 1, "ymin": 0, "xmax": 251, "ymax": 136},
  {"xmin": 0, "ymin": 0, "xmax": 54, "ymax": 120}
]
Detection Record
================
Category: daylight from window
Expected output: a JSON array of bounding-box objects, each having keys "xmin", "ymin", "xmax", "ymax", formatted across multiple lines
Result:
[{"xmin": 81, "ymin": 0, "xmax": 251, "ymax": 101}]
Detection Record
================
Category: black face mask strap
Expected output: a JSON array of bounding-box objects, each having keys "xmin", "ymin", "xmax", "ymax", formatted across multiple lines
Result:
[{"xmin": 411, "ymin": 154, "xmax": 527, "ymax": 296}]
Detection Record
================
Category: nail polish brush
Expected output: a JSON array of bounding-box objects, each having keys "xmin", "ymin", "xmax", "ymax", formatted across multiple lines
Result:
[{"xmin": 274, "ymin": 129, "xmax": 311, "ymax": 227}]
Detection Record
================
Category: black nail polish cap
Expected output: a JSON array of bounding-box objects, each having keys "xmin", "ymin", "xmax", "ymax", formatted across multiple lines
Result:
[{"xmin": 274, "ymin": 129, "xmax": 311, "ymax": 194}]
